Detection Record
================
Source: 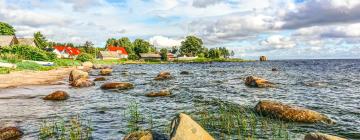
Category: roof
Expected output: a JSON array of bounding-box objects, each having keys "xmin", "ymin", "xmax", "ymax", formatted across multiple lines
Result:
[
  {"xmin": 140, "ymin": 53, "xmax": 161, "ymax": 58},
  {"xmin": 0, "ymin": 35, "xmax": 16, "ymax": 47},
  {"xmin": 53, "ymin": 46, "xmax": 81, "ymax": 56},
  {"xmin": 107, "ymin": 46, "xmax": 128, "ymax": 55},
  {"xmin": 99, "ymin": 51, "xmax": 120, "ymax": 58},
  {"xmin": 18, "ymin": 38, "xmax": 36, "ymax": 47}
]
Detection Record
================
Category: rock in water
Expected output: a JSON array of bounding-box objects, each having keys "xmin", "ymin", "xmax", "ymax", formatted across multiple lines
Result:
[
  {"xmin": 100, "ymin": 82, "xmax": 134, "ymax": 90},
  {"xmin": 0, "ymin": 127, "xmax": 23, "ymax": 140},
  {"xmin": 272, "ymin": 68, "xmax": 278, "ymax": 71},
  {"xmin": 123, "ymin": 131, "xmax": 153, "ymax": 140},
  {"xmin": 170, "ymin": 113, "xmax": 214, "ymax": 140},
  {"xmin": 260, "ymin": 56, "xmax": 267, "ymax": 61},
  {"xmin": 94, "ymin": 77, "xmax": 106, "ymax": 81},
  {"xmin": 304, "ymin": 132, "xmax": 346, "ymax": 140},
  {"xmin": 245, "ymin": 76, "xmax": 274, "ymax": 88},
  {"xmin": 43, "ymin": 91, "xmax": 69, "ymax": 101},
  {"xmin": 69, "ymin": 70, "xmax": 89, "ymax": 82},
  {"xmin": 82, "ymin": 61, "xmax": 93, "ymax": 68},
  {"xmin": 100, "ymin": 68, "xmax": 113, "ymax": 76},
  {"xmin": 180, "ymin": 71, "xmax": 190, "ymax": 75},
  {"xmin": 154, "ymin": 72, "xmax": 172, "ymax": 80},
  {"xmin": 146, "ymin": 90, "xmax": 171, "ymax": 97},
  {"xmin": 71, "ymin": 78, "xmax": 95, "ymax": 87},
  {"xmin": 255, "ymin": 100, "xmax": 334, "ymax": 124}
]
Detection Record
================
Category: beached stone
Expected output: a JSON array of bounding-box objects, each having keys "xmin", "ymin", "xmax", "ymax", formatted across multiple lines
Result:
[
  {"xmin": 170, "ymin": 113, "xmax": 215, "ymax": 140},
  {"xmin": 0, "ymin": 127, "xmax": 23, "ymax": 140},
  {"xmin": 272, "ymin": 68, "xmax": 278, "ymax": 71},
  {"xmin": 43, "ymin": 90, "xmax": 69, "ymax": 101},
  {"xmin": 245, "ymin": 76, "xmax": 274, "ymax": 88},
  {"xmin": 260, "ymin": 56, "xmax": 267, "ymax": 61},
  {"xmin": 123, "ymin": 131, "xmax": 153, "ymax": 140},
  {"xmin": 100, "ymin": 68, "xmax": 113, "ymax": 76},
  {"xmin": 255, "ymin": 100, "xmax": 334, "ymax": 124},
  {"xmin": 146, "ymin": 90, "xmax": 171, "ymax": 97},
  {"xmin": 71, "ymin": 78, "xmax": 95, "ymax": 87},
  {"xmin": 180, "ymin": 71, "xmax": 190, "ymax": 75},
  {"xmin": 69, "ymin": 69, "xmax": 89, "ymax": 82},
  {"xmin": 82, "ymin": 61, "xmax": 93, "ymax": 68},
  {"xmin": 94, "ymin": 77, "xmax": 106, "ymax": 81},
  {"xmin": 154, "ymin": 72, "xmax": 172, "ymax": 80},
  {"xmin": 304, "ymin": 132, "xmax": 346, "ymax": 140},
  {"xmin": 100, "ymin": 82, "xmax": 134, "ymax": 90}
]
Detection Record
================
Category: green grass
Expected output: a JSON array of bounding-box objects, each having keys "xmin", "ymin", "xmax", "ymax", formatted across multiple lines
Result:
[
  {"xmin": 0, "ymin": 67, "xmax": 13, "ymax": 74},
  {"xmin": 194, "ymin": 99, "xmax": 295, "ymax": 140},
  {"xmin": 16, "ymin": 61, "xmax": 56, "ymax": 71},
  {"xmin": 124, "ymin": 102, "xmax": 153, "ymax": 133},
  {"xmin": 39, "ymin": 115, "xmax": 93, "ymax": 140},
  {"xmin": 174, "ymin": 58, "xmax": 253, "ymax": 63},
  {"xmin": 54, "ymin": 59, "xmax": 81, "ymax": 67}
]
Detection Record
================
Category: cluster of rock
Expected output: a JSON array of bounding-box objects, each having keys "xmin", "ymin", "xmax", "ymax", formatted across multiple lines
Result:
[
  {"xmin": 69, "ymin": 69, "xmax": 95, "ymax": 88},
  {"xmin": 43, "ymin": 90, "xmax": 69, "ymax": 101},
  {"xmin": 0, "ymin": 127, "xmax": 23, "ymax": 140},
  {"xmin": 154, "ymin": 72, "xmax": 172, "ymax": 80},
  {"xmin": 145, "ymin": 89, "xmax": 171, "ymax": 97},
  {"xmin": 245, "ymin": 76, "xmax": 275, "ymax": 88}
]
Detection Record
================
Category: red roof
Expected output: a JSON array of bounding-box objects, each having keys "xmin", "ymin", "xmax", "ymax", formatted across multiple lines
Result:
[
  {"xmin": 54, "ymin": 46, "xmax": 81, "ymax": 56},
  {"xmin": 107, "ymin": 46, "xmax": 128, "ymax": 55}
]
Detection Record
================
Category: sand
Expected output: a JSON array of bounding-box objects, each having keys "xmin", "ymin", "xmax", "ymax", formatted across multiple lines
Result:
[{"xmin": 0, "ymin": 67, "xmax": 74, "ymax": 89}]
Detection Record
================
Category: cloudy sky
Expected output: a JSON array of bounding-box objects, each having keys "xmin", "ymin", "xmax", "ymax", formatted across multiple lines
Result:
[{"xmin": 1, "ymin": 0, "xmax": 359, "ymax": 59}]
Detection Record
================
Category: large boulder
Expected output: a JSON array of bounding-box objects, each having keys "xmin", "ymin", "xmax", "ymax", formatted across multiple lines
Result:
[
  {"xmin": 170, "ymin": 113, "xmax": 214, "ymax": 140},
  {"xmin": 146, "ymin": 90, "xmax": 171, "ymax": 97},
  {"xmin": 304, "ymin": 132, "xmax": 346, "ymax": 140},
  {"xmin": 180, "ymin": 71, "xmax": 190, "ymax": 75},
  {"xmin": 71, "ymin": 78, "xmax": 95, "ymax": 87},
  {"xmin": 43, "ymin": 91, "xmax": 69, "ymax": 101},
  {"xmin": 154, "ymin": 72, "xmax": 172, "ymax": 80},
  {"xmin": 123, "ymin": 131, "xmax": 153, "ymax": 140},
  {"xmin": 100, "ymin": 68, "xmax": 113, "ymax": 76},
  {"xmin": 82, "ymin": 61, "xmax": 93, "ymax": 68},
  {"xmin": 69, "ymin": 70, "xmax": 89, "ymax": 82},
  {"xmin": 94, "ymin": 77, "xmax": 106, "ymax": 81},
  {"xmin": 245, "ymin": 76, "xmax": 274, "ymax": 88},
  {"xmin": 255, "ymin": 100, "xmax": 334, "ymax": 124},
  {"xmin": 260, "ymin": 56, "xmax": 267, "ymax": 61},
  {"xmin": 100, "ymin": 82, "xmax": 134, "ymax": 90},
  {"xmin": 0, "ymin": 127, "xmax": 23, "ymax": 140}
]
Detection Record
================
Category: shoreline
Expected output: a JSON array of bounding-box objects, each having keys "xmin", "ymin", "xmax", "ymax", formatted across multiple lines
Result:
[{"xmin": 0, "ymin": 67, "xmax": 74, "ymax": 89}]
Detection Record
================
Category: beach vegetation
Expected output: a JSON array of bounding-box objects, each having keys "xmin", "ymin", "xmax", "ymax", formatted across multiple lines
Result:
[
  {"xmin": 0, "ymin": 21, "xmax": 15, "ymax": 35},
  {"xmin": 34, "ymin": 31, "xmax": 48, "ymax": 50},
  {"xmin": 160, "ymin": 48, "xmax": 168, "ymax": 61},
  {"xmin": 76, "ymin": 53, "xmax": 94, "ymax": 62},
  {"xmin": 0, "ymin": 45, "xmax": 55, "ymax": 61}
]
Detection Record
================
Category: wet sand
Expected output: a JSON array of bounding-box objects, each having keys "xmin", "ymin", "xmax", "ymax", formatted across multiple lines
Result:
[{"xmin": 0, "ymin": 67, "xmax": 74, "ymax": 89}]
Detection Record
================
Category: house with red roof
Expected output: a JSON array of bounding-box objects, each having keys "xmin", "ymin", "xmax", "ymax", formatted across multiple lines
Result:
[
  {"xmin": 99, "ymin": 46, "xmax": 128, "ymax": 60},
  {"xmin": 53, "ymin": 46, "xmax": 81, "ymax": 59}
]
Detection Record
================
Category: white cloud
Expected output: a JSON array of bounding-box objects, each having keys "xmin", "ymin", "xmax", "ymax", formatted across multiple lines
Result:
[
  {"xmin": 260, "ymin": 35, "xmax": 296, "ymax": 49},
  {"xmin": 149, "ymin": 36, "xmax": 182, "ymax": 48}
]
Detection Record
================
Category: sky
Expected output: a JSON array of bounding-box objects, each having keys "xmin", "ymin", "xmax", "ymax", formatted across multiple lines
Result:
[{"xmin": 0, "ymin": 0, "xmax": 359, "ymax": 59}]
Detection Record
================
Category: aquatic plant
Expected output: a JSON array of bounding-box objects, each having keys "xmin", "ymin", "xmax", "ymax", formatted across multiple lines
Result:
[
  {"xmin": 38, "ymin": 115, "xmax": 93, "ymax": 140},
  {"xmin": 124, "ymin": 102, "xmax": 154, "ymax": 133},
  {"xmin": 194, "ymin": 99, "xmax": 295, "ymax": 140}
]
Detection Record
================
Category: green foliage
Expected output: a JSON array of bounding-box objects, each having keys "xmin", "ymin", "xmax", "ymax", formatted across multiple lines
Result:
[
  {"xmin": 207, "ymin": 47, "xmax": 231, "ymax": 59},
  {"xmin": 133, "ymin": 39, "xmax": 153, "ymax": 56},
  {"xmin": 0, "ymin": 22, "xmax": 15, "ymax": 35},
  {"xmin": 180, "ymin": 36, "xmax": 204, "ymax": 57},
  {"xmin": 54, "ymin": 59, "xmax": 81, "ymax": 66},
  {"xmin": 0, "ymin": 67, "xmax": 12, "ymax": 74},
  {"xmin": 39, "ymin": 115, "xmax": 93, "ymax": 140},
  {"xmin": 0, "ymin": 45, "xmax": 52, "ymax": 61},
  {"xmin": 128, "ymin": 53, "xmax": 139, "ymax": 60},
  {"xmin": 34, "ymin": 32, "xmax": 48, "ymax": 50},
  {"xmin": 0, "ymin": 53, "xmax": 23, "ymax": 63},
  {"xmin": 160, "ymin": 48, "xmax": 168, "ymax": 61},
  {"xmin": 76, "ymin": 53, "xmax": 94, "ymax": 62},
  {"xmin": 16, "ymin": 61, "xmax": 55, "ymax": 71},
  {"xmin": 124, "ymin": 102, "xmax": 153, "ymax": 133}
]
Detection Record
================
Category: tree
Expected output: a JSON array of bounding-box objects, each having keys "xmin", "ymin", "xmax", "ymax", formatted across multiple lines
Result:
[
  {"xmin": 34, "ymin": 32, "xmax": 48, "ymax": 50},
  {"xmin": 230, "ymin": 50, "xmax": 235, "ymax": 58},
  {"xmin": 105, "ymin": 38, "xmax": 117, "ymax": 48},
  {"xmin": 171, "ymin": 46, "xmax": 178, "ymax": 54},
  {"xmin": 160, "ymin": 48, "xmax": 168, "ymax": 61},
  {"xmin": 133, "ymin": 39, "xmax": 152, "ymax": 56},
  {"xmin": 219, "ymin": 47, "xmax": 230, "ymax": 58},
  {"xmin": 179, "ymin": 36, "xmax": 204, "ymax": 57},
  {"xmin": 0, "ymin": 22, "xmax": 15, "ymax": 35},
  {"xmin": 118, "ymin": 37, "xmax": 135, "ymax": 55},
  {"xmin": 208, "ymin": 48, "xmax": 221, "ymax": 59}
]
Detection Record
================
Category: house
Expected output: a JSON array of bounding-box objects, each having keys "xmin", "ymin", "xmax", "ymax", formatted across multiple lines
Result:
[
  {"xmin": 140, "ymin": 53, "xmax": 161, "ymax": 61},
  {"xmin": 17, "ymin": 38, "xmax": 36, "ymax": 47},
  {"xmin": 177, "ymin": 55, "xmax": 198, "ymax": 61},
  {"xmin": 107, "ymin": 46, "xmax": 129, "ymax": 59},
  {"xmin": 99, "ymin": 51, "xmax": 123, "ymax": 60},
  {"xmin": 167, "ymin": 53, "xmax": 175, "ymax": 61},
  {"xmin": 0, "ymin": 35, "xmax": 18, "ymax": 48},
  {"xmin": 53, "ymin": 46, "xmax": 81, "ymax": 59}
]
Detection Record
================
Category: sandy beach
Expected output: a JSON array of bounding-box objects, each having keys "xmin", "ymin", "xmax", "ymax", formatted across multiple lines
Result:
[{"xmin": 0, "ymin": 67, "xmax": 74, "ymax": 89}]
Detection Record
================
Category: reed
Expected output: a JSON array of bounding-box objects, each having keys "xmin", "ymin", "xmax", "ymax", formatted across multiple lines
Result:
[
  {"xmin": 38, "ymin": 115, "xmax": 93, "ymax": 140},
  {"xmin": 194, "ymin": 99, "xmax": 295, "ymax": 140},
  {"xmin": 124, "ymin": 102, "xmax": 154, "ymax": 133}
]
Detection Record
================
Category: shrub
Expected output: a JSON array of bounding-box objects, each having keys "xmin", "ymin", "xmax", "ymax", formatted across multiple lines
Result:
[
  {"xmin": 16, "ymin": 61, "xmax": 55, "ymax": 71},
  {"xmin": 54, "ymin": 59, "xmax": 81, "ymax": 66},
  {"xmin": 76, "ymin": 53, "xmax": 94, "ymax": 62},
  {"xmin": 0, "ymin": 45, "xmax": 51, "ymax": 61},
  {"xmin": 0, "ymin": 53, "xmax": 23, "ymax": 63}
]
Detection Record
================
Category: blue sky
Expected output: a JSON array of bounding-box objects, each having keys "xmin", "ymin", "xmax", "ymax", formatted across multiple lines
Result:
[{"xmin": 1, "ymin": 0, "xmax": 359, "ymax": 59}]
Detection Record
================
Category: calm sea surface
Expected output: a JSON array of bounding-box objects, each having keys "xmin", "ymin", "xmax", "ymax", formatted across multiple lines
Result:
[{"xmin": 0, "ymin": 59, "xmax": 359, "ymax": 139}]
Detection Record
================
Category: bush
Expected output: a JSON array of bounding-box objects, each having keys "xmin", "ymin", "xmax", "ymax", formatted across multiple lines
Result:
[
  {"xmin": 0, "ymin": 45, "xmax": 51, "ymax": 61},
  {"xmin": 0, "ymin": 53, "xmax": 23, "ymax": 63},
  {"xmin": 76, "ymin": 53, "xmax": 94, "ymax": 62},
  {"xmin": 128, "ymin": 53, "xmax": 139, "ymax": 60}
]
